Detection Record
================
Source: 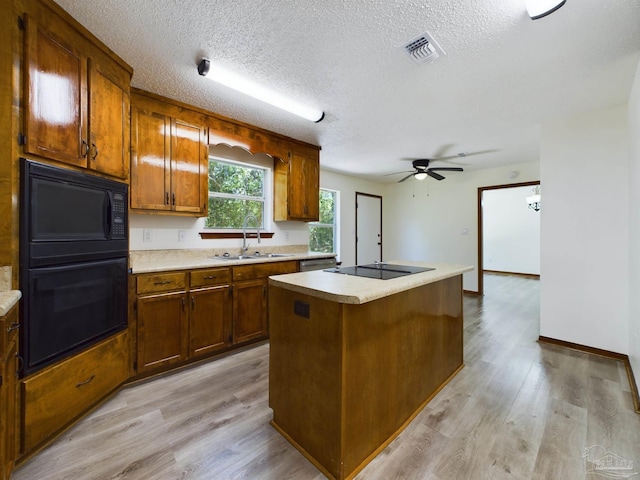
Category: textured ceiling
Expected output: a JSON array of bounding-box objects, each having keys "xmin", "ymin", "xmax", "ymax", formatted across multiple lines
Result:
[{"xmin": 54, "ymin": 0, "xmax": 640, "ymax": 182}]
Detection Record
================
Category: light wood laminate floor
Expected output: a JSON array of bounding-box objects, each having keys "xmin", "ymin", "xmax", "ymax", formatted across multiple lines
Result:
[{"xmin": 13, "ymin": 274, "xmax": 640, "ymax": 479}]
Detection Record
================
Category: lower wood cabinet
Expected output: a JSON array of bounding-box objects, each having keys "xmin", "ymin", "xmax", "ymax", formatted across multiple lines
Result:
[
  {"xmin": 232, "ymin": 278, "xmax": 267, "ymax": 344},
  {"xmin": 189, "ymin": 285, "xmax": 232, "ymax": 358},
  {"xmin": 131, "ymin": 260, "xmax": 298, "ymax": 377},
  {"xmin": 136, "ymin": 291, "xmax": 188, "ymax": 371},
  {"xmin": 21, "ymin": 331, "xmax": 129, "ymax": 455},
  {"xmin": 1, "ymin": 305, "xmax": 19, "ymax": 480}
]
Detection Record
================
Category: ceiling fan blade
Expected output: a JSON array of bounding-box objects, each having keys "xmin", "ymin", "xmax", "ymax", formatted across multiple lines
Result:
[
  {"xmin": 383, "ymin": 170, "xmax": 413, "ymax": 177},
  {"xmin": 432, "ymin": 144, "xmax": 454, "ymax": 158},
  {"xmin": 398, "ymin": 173, "xmax": 415, "ymax": 183},
  {"xmin": 429, "ymin": 167, "xmax": 464, "ymax": 172},
  {"xmin": 427, "ymin": 170, "xmax": 445, "ymax": 181},
  {"xmin": 433, "ymin": 149, "xmax": 498, "ymax": 160}
]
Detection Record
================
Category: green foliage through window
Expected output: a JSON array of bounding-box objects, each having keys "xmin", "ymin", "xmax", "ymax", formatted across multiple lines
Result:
[
  {"xmin": 206, "ymin": 159, "xmax": 266, "ymax": 229},
  {"xmin": 309, "ymin": 189, "xmax": 337, "ymax": 253}
]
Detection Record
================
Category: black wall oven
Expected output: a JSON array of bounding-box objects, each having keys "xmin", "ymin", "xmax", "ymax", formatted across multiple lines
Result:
[{"xmin": 20, "ymin": 159, "xmax": 128, "ymax": 376}]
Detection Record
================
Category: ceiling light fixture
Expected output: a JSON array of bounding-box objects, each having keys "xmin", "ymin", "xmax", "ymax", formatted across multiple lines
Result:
[
  {"xmin": 414, "ymin": 172, "xmax": 428, "ymax": 181},
  {"xmin": 527, "ymin": 185, "xmax": 541, "ymax": 211},
  {"xmin": 197, "ymin": 59, "xmax": 324, "ymax": 123},
  {"xmin": 526, "ymin": 0, "xmax": 566, "ymax": 20}
]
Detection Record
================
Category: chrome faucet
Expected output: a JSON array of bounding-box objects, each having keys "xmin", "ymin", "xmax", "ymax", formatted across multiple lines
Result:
[{"xmin": 242, "ymin": 213, "xmax": 261, "ymax": 254}]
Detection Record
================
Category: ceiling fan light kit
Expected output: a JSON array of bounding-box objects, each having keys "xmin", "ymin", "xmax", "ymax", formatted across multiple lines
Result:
[
  {"xmin": 526, "ymin": 0, "xmax": 566, "ymax": 20},
  {"xmin": 197, "ymin": 58, "xmax": 325, "ymax": 122},
  {"xmin": 395, "ymin": 158, "xmax": 464, "ymax": 183}
]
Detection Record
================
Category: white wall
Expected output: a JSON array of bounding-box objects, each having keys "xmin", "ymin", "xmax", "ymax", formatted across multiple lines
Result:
[
  {"xmin": 628, "ymin": 59, "xmax": 640, "ymax": 389},
  {"xmin": 483, "ymin": 186, "xmax": 540, "ymax": 275},
  {"xmin": 382, "ymin": 162, "xmax": 540, "ymax": 292},
  {"xmin": 540, "ymin": 104, "xmax": 629, "ymax": 354},
  {"xmin": 320, "ymin": 170, "xmax": 384, "ymax": 266}
]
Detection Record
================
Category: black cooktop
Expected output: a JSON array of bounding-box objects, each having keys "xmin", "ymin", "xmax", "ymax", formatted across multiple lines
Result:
[{"xmin": 323, "ymin": 263, "xmax": 434, "ymax": 280}]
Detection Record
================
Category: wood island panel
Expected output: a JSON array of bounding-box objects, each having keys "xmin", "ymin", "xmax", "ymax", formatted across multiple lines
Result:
[{"xmin": 269, "ymin": 275, "xmax": 464, "ymax": 480}]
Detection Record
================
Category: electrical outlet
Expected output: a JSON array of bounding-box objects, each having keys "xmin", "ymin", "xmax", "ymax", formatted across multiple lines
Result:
[
  {"xmin": 178, "ymin": 230, "xmax": 186, "ymax": 242},
  {"xmin": 284, "ymin": 231, "xmax": 289, "ymax": 241},
  {"xmin": 143, "ymin": 229, "xmax": 152, "ymax": 242}
]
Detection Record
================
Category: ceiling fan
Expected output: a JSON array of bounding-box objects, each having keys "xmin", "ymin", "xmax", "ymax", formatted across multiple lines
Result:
[{"xmin": 390, "ymin": 158, "xmax": 464, "ymax": 182}]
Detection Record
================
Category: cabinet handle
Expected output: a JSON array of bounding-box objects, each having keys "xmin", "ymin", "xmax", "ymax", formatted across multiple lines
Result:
[
  {"xmin": 172, "ymin": 193, "xmax": 176, "ymax": 205},
  {"xmin": 191, "ymin": 296, "xmax": 195, "ymax": 309},
  {"xmin": 81, "ymin": 140, "xmax": 89, "ymax": 158},
  {"xmin": 165, "ymin": 192, "xmax": 170, "ymax": 205},
  {"xmin": 203, "ymin": 275, "xmax": 217, "ymax": 280},
  {"xmin": 153, "ymin": 280, "xmax": 172, "ymax": 285},
  {"xmin": 7, "ymin": 323, "xmax": 19, "ymax": 333},
  {"xmin": 91, "ymin": 143, "xmax": 98, "ymax": 160},
  {"xmin": 76, "ymin": 375, "xmax": 95, "ymax": 388}
]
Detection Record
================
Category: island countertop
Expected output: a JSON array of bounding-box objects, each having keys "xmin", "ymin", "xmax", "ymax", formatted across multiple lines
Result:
[{"xmin": 269, "ymin": 261, "xmax": 473, "ymax": 305}]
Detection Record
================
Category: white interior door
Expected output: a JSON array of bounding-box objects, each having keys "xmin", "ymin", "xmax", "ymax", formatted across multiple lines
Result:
[{"xmin": 356, "ymin": 193, "xmax": 382, "ymax": 264}]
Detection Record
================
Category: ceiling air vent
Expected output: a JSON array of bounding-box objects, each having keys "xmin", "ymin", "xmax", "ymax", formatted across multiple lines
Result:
[{"xmin": 403, "ymin": 31, "xmax": 445, "ymax": 64}]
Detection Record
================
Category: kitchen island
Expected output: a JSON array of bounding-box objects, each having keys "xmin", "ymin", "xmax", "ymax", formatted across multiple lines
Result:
[{"xmin": 268, "ymin": 261, "xmax": 473, "ymax": 480}]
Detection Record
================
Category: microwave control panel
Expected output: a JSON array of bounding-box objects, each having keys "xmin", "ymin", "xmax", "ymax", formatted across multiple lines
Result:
[{"xmin": 111, "ymin": 192, "xmax": 127, "ymax": 239}]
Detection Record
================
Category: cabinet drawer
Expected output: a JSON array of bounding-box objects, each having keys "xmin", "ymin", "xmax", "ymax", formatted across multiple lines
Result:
[
  {"xmin": 22, "ymin": 331, "xmax": 129, "ymax": 453},
  {"xmin": 232, "ymin": 260, "xmax": 298, "ymax": 281},
  {"xmin": 190, "ymin": 267, "xmax": 231, "ymax": 288},
  {"xmin": 137, "ymin": 272, "xmax": 187, "ymax": 294}
]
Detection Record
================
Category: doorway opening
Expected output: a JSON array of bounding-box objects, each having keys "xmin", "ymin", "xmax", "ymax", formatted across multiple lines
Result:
[
  {"xmin": 477, "ymin": 181, "xmax": 540, "ymax": 296},
  {"xmin": 355, "ymin": 192, "xmax": 382, "ymax": 264}
]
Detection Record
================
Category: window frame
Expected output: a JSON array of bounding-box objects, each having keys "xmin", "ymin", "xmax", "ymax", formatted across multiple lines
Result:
[
  {"xmin": 309, "ymin": 188, "xmax": 339, "ymax": 256},
  {"xmin": 204, "ymin": 156, "xmax": 273, "ymax": 232}
]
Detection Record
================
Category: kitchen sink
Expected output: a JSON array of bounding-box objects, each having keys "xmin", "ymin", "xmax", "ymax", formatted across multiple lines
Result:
[{"xmin": 213, "ymin": 253, "xmax": 293, "ymax": 261}]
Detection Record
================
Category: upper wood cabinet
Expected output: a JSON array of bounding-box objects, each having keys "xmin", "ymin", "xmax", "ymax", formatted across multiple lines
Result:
[
  {"xmin": 23, "ymin": 12, "xmax": 131, "ymax": 180},
  {"xmin": 274, "ymin": 148, "xmax": 320, "ymax": 222},
  {"xmin": 130, "ymin": 92, "xmax": 208, "ymax": 216}
]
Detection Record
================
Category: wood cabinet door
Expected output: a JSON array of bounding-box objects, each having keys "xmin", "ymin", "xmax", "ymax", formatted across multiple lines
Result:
[
  {"xmin": 189, "ymin": 286, "xmax": 232, "ymax": 358},
  {"xmin": 1, "ymin": 337, "xmax": 17, "ymax": 480},
  {"xmin": 287, "ymin": 150, "xmax": 320, "ymax": 221},
  {"xmin": 303, "ymin": 152, "xmax": 320, "ymax": 220},
  {"xmin": 171, "ymin": 118, "xmax": 207, "ymax": 214},
  {"xmin": 137, "ymin": 292, "xmax": 188, "ymax": 372},
  {"xmin": 24, "ymin": 14, "xmax": 88, "ymax": 167},
  {"xmin": 232, "ymin": 279, "xmax": 268, "ymax": 344},
  {"xmin": 88, "ymin": 59, "xmax": 129, "ymax": 179},
  {"xmin": 131, "ymin": 108, "xmax": 171, "ymax": 210},
  {"xmin": 21, "ymin": 332, "xmax": 129, "ymax": 455}
]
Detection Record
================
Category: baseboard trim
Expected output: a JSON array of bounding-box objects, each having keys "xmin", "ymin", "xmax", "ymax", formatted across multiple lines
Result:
[
  {"xmin": 538, "ymin": 336, "xmax": 640, "ymax": 414},
  {"xmin": 484, "ymin": 269, "xmax": 540, "ymax": 279},
  {"xmin": 463, "ymin": 290, "xmax": 481, "ymax": 296}
]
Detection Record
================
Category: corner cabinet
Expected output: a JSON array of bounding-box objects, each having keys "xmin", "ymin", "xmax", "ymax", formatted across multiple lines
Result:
[
  {"xmin": 274, "ymin": 147, "xmax": 320, "ymax": 222},
  {"xmin": 23, "ymin": 11, "xmax": 131, "ymax": 180},
  {"xmin": 130, "ymin": 91, "xmax": 208, "ymax": 216},
  {"xmin": 21, "ymin": 331, "xmax": 129, "ymax": 456}
]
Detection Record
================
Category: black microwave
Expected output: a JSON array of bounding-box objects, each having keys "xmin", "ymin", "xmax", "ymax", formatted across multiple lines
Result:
[{"xmin": 20, "ymin": 159, "xmax": 128, "ymax": 267}]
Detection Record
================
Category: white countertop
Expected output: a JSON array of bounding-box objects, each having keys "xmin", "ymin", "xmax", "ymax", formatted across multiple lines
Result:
[
  {"xmin": 130, "ymin": 249, "xmax": 336, "ymax": 274},
  {"xmin": 269, "ymin": 261, "xmax": 473, "ymax": 304},
  {"xmin": 0, "ymin": 290, "xmax": 21, "ymax": 317}
]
